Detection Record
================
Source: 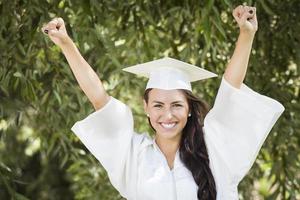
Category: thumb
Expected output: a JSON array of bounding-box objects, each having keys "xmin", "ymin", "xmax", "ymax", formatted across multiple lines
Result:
[
  {"xmin": 56, "ymin": 17, "xmax": 66, "ymax": 32},
  {"xmin": 233, "ymin": 13, "xmax": 240, "ymax": 24},
  {"xmin": 48, "ymin": 29, "xmax": 68, "ymax": 42},
  {"xmin": 48, "ymin": 29, "xmax": 61, "ymax": 38},
  {"xmin": 241, "ymin": 12, "xmax": 254, "ymax": 23}
]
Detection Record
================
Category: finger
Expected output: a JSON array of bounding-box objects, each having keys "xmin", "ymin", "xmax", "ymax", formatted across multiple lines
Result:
[
  {"xmin": 42, "ymin": 21, "xmax": 57, "ymax": 34},
  {"xmin": 49, "ymin": 20, "xmax": 60, "ymax": 30},
  {"xmin": 42, "ymin": 18, "xmax": 62, "ymax": 34},
  {"xmin": 252, "ymin": 7, "xmax": 257, "ymax": 21},
  {"xmin": 243, "ymin": 6, "xmax": 255, "ymax": 17},
  {"xmin": 56, "ymin": 18, "xmax": 65, "ymax": 29},
  {"xmin": 241, "ymin": 12, "xmax": 254, "ymax": 22},
  {"xmin": 233, "ymin": 5, "xmax": 249, "ymax": 25},
  {"xmin": 250, "ymin": 7, "xmax": 256, "ymax": 16},
  {"xmin": 248, "ymin": 7, "xmax": 257, "ymax": 21},
  {"xmin": 237, "ymin": 6, "xmax": 254, "ymax": 21},
  {"xmin": 48, "ymin": 29, "xmax": 64, "ymax": 38},
  {"xmin": 250, "ymin": 8, "xmax": 258, "ymax": 27},
  {"xmin": 41, "ymin": 24, "xmax": 49, "ymax": 35},
  {"xmin": 240, "ymin": 5, "xmax": 255, "ymax": 18},
  {"xmin": 233, "ymin": 5, "xmax": 244, "ymax": 19}
]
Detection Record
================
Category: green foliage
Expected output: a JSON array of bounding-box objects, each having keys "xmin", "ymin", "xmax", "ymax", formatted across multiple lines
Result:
[{"xmin": 0, "ymin": 0, "xmax": 299, "ymax": 199}]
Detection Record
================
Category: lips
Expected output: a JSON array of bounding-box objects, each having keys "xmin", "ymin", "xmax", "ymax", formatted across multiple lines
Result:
[{"xmin": 159, "ymin": 122, "xmax": 177, "ymax": 129}]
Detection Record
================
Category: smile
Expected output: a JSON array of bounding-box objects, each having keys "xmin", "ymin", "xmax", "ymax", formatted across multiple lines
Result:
[{"xmin": 159, "ymin": 122, "xmax": 177, "ymax": 129}]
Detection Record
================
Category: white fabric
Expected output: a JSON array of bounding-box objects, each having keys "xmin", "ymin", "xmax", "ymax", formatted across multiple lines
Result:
[
  {"xmin": 122, "ymin": 57, "xmax": 218, "ymax": 91},
  {"xmin": 146, "ymin": 67, "xmax": 192, "ymax": 91},
  {"xmin": 71, "ymin": 76, "xmax": 284, "ymax": 200}
]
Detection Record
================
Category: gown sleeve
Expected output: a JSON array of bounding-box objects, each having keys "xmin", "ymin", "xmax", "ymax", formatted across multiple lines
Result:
[
  {"xmin": 70, "ymin": 96, "xmax": 138, "ymax": 198},
  {"xmin": 204, "ymin": 76, "xmax": 285, "ymax": 186}
]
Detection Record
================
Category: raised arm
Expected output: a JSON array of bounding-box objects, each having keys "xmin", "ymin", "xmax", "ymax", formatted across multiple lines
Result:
[
  {"xmin": 42, "ymin": 18, "xmax": 109, "ymax": 110},
  {"xmin": 224, "ymin": 5, "xmax": 258, "ymax": 89}
]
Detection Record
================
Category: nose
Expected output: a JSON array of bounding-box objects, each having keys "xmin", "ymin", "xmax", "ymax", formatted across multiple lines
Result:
[{"xmin": 163, "ymin": 109, "xmax": 173, "ymax": 120}]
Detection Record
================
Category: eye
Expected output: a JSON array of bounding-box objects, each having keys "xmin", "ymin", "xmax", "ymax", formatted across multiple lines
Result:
[
  {"xmin": 173, "ymin": 104, "xmax": 183, "ymax": 107},
  {"xmin": 154, "ymin": 104, "xmax": 162, "ymax": 108}
]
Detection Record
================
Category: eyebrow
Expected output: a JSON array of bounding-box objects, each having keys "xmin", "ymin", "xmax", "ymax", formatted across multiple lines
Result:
[{"xmin": 151, "ymin": 100, "xmax": 185, "ymax": 104}]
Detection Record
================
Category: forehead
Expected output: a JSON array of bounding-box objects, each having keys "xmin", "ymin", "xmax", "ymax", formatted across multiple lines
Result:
[{"xmin": 148, "ymin": 88, "xmax": 187, "ymax": 102}]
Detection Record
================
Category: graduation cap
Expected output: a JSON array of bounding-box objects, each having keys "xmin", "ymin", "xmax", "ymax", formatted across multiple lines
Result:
[{"xmin": 123, "ymin": 57, "xmax": 218, "ymax": 91}]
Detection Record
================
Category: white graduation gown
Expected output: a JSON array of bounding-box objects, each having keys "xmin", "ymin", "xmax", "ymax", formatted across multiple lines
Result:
[{"xmin": 71, "ymin": 76, "xmax": 284, "ymax": 200}]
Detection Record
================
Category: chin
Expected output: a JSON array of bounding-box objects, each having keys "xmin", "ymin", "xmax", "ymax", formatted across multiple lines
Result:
[{"xmin": 156, "ymin": 129, "xmax": 181, "ymax": 140}]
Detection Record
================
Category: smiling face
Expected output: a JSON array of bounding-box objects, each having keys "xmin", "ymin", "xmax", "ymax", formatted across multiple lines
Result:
[{"xmin": 144, "ymin": 89, "xmax": 190, "ymax": 142}]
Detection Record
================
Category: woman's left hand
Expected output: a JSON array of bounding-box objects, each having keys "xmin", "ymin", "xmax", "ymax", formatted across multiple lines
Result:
[{"xmin": 232, "ymin": 5, "xmax": 258, "ymax": 36}]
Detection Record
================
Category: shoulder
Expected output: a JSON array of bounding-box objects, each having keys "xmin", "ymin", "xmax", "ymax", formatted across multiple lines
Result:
[
  {"xmin": 132, "ymin": 132, "xmax": 153, "ymax": 146},
  {"xmin": 131, "ymin": 132, "xmax": 153, "ymax": 152}
]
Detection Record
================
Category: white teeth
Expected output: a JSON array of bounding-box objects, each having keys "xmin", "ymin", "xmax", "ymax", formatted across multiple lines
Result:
[{"xmin": 161, "ymin": 123, "xmax": 176, "ymax": 129}]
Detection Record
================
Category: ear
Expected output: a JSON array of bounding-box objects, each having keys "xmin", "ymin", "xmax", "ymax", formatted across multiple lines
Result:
[{"xmin": 143, "ymin": 100, "xmax": 148, "ymax": 113}]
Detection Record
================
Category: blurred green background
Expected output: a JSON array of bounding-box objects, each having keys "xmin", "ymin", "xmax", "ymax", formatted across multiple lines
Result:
[{"xmin": 0, "ymin": 0, "xmax": 299, "ymax": 199}]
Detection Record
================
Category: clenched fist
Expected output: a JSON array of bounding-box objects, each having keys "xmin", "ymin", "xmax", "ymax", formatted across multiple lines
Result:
[
  {"xmin": 41, "ymin": 17, "xmax": 71, "ymax": 47},
  {"xmin": 233, "ymin": 5, "xmax": 258, "ymax": 35}
]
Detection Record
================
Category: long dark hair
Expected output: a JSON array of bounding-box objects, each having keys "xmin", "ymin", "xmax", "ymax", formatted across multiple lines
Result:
[{"xmin": 144, "ymin": 89, "xmax": 217, "ymax": 200}]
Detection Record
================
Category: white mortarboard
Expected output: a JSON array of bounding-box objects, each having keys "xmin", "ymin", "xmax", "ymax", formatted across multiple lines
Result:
[{"xmin": 122, "ymin": 57, "xmax": 218, "ymax": 91}]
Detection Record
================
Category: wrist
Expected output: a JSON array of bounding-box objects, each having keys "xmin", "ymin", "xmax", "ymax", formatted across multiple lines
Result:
[
  {"xmin": 238, "ymin": 31, "xmax": 255, "ymax": 43},
  {"xmin": 239, "ymin": 29, "xmax": 256, "ymax": 40},
  {"xmin": 60, "ymin": 37, "xmax": 75, "ymax": 52}
]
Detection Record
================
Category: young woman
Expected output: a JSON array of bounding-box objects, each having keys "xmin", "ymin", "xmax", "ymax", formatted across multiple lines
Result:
[{"xmin": 42, "ymin": 5, "xmax": 284, "ymax": 200}]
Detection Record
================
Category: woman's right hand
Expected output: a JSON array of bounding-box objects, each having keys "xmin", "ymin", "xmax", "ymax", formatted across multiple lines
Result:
[{"xmin": 41, "ymin": 18, "xmax": 71, "ymax": 47}]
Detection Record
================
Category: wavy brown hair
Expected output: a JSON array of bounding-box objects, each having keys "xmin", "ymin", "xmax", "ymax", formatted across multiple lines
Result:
[{"xmin": 144, "ymin": 89, "xmax": 216, "ymax": 200}]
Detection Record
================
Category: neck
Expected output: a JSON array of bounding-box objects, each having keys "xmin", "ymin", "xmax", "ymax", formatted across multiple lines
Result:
[{"xmin": 155, "ymin": 135, "xmax": 180, "ymax": 157}]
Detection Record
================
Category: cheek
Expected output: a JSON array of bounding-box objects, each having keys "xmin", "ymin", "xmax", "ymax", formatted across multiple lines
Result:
[
  {"xmin": 174, "ymin": 108, "xmax": 189, "ymax": 118},
  {"xmin": 148, "ymin": 111, "xmax": 160, "ymax": 124}
]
